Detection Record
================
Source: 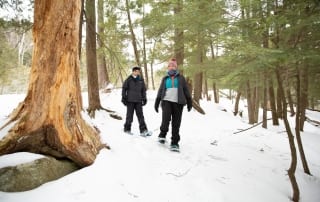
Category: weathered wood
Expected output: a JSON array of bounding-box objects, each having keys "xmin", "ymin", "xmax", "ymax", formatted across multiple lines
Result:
[{"xmin": 0, "ymin": 0, "xmax": 106, "ymax": 167}]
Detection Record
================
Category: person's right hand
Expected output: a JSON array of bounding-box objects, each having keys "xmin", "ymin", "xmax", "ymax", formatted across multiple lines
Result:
[
  {"xmin": 121, "ymin": 97, "xmax": 127, "ymax": 106},
  {"xmin": 154, "ymin": 98, "xmax": 160, "ymax": 113}
]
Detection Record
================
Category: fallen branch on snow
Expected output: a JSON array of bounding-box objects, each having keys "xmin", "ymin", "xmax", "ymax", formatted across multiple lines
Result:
[
  {"xmin": 166, "ymin": 168, "xmax": 191, "ymax": 177},
  {"xmin": 233, "ymin": 118, "xmax": 272, "ymax": 134},
  {"xmin": 306, "ymin": 116, "xmax": 320, "ymax": 127}
]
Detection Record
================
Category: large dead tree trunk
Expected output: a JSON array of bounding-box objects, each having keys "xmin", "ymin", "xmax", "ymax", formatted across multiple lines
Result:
[
  {"xmin": 0, "ymin": 0, "xmax": 106, "ymax": 167},
  {"xmin": 79, "ymin": 0, "xmax": 84, "ymax": 59}
]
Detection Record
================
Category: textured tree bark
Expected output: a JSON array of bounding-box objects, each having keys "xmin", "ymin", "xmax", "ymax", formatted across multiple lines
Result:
[
  {"xmin": 78, "ymin": 0, "xmax": 84, "ymax": 59},
  {"xmin": 0, "ymin": 0, "xmax": 105, "ymax": 167}
]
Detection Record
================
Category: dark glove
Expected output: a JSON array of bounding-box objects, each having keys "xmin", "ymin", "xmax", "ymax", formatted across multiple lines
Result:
[
  {"xmin": 121, "ymin": 97, "xmax": 127, "ymax": 106},
  {"xmin": 187, "ymin": 99, "xmax": 192, "ymax": 112},
  {"xmin": 142, "ymin": 98, "xmax": 147, "ymax": 106},
  {"xmin": 154, "ymin": 98, "xmax": 160, "ymax": 113}
]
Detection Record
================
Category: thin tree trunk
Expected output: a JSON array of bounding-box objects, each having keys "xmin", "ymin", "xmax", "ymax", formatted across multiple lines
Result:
[
  {"xmin": 300, "ymin": 66, "xmax": 308, "ymax": 131},
  {"xmin": 125, "ymin": 0, "xmax": 141, "ymax": 67},
  {"xmin": 295, "ymin": 69, "xmax": 311, "ymax": 175},
  {"xmin": 149, "ymin": 40, "xmax": 157, "ymax": 90},
  {"xmin": 173, "ymin": 0, "xmax": 184, "ymax": 74},
  {"xmin": 276, "ymin": 67, "xmax": 299, "ymax": 202},
  {"xmin": 204, "ymin": 76, "xmax": 209, "ymax": 101},
  {"xmin": 86, "ymin": 0, "xmax": 102, "ymax": 117},
  {"xmin": 253, "ymin": 86, "xmax": 260, "ymax": 123},
  {"xmin": 194, "ymin": 72, "xmax": 202, "ymax": 104},
  {"xmin": 0, "ymin": 0, "xmax": 105, "ymax": 167},
  {"xmin": 310, "ymin": 97, "xmax": 315, "ymax": 110},
  {"xmin": 194, "ymin": 33, "xmax": 203, "ymax": 104},
  {"xmin": 247, "ymin": 80, "xmax": 255, "ymax": 124},
  {"xmin": 97, "ymin": 0, "xmax": 109, "ymax": 89},
  {"xmin": 262, "ymin": 76, "xmax": 268, "ymax": 129},
  {"xmin": 269, "ymin": 78, "xmax": 279, "ymax": 125},
  {"xmin": 142, "ymin": 4, "xmax": 149, "ymax": 88},
  {"xmin": 277, "ymin": 86, "xmax": 283, "ymax": 119},
  {"xmin": 234, "ymin": 91, "xmax": 242, "ymax": 116},
  {"xmin": 210, "ymin": 41, "xmax": 219, "ymax": 104},
  {"xmin": 150, "ymin": 62, "xmax": 155, "ymax": 90},
  {"xmin": 213, "ymin": 82, "xmax": 219, "ymax": 103},
  {"xmin": 287, "ymin": 88, "xmax": 295, "ymax": 117}
]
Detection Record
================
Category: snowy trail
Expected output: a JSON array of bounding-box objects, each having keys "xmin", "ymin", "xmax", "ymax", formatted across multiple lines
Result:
[{"xmin": 0, "ymin": 90, "xmax": 319, "ymax": 202}]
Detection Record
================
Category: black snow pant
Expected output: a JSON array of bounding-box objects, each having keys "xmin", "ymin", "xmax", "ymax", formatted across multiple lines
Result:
[
  {"xmin": 159, "ymin": 100, "xmax": 184, "ymax": 145},
  {"xmin": 124, "ymin": 102, "xmax": 147, "ymax": 133}
]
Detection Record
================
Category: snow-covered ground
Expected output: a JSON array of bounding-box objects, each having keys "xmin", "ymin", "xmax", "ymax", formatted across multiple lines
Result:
[{"xmin": 0, "ymin": 90, "xmax": 319, "ymax": 202}]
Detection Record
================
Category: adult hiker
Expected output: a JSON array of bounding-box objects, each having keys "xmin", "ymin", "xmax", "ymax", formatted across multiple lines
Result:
[{"xmin": 154, "ymin": 58, "xmax": 192, "ymax": 152}]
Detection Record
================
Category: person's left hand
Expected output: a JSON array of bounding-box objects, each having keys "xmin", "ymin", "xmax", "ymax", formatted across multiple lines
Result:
[
  {"xmin": 187, "ymin": 99, "xmax": 192, "ymax": 112},
  {"xmin": 142, "ymin": 99, "xmax": 147, "ymax": 106}
]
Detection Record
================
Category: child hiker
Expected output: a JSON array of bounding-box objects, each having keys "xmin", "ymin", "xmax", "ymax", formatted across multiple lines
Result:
[
  {"xmin": 122, "ymin": 66, "xmax": 151, "ymax": 136},
  {"xmin": 154, "ymin": 58, "xmax": 192, "ymax": 152}
]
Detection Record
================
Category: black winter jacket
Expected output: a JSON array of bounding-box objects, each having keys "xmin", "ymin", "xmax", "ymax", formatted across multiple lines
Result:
[
  {"xmin": 122, "ymin": 75, "xmax": 147, "ymax": 103},
  {"xmin": 155, "ymin": 74, "xmax": 192, "ymax": 106}
]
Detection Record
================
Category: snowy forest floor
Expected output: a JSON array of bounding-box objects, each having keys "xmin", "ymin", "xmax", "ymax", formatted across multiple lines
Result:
[{"xmin": 0, "ymin": 90, "xmax": 319, "ymax": 202}]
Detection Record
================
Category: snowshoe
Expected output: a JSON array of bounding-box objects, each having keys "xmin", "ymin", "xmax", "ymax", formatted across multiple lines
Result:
[
  {"xmin": 124, "ymin": 130, "xmax": 134, "ymax": 135},
  {"xmin": 140, "ymin": 130, "xmax": 152, "ymax": 137},
  {"xmin": 170, "ymin": 144, "xmax": 180, "ymax": 152},
  {"xmin": 158, "ymin": 137, "xmax": 166, "ymax": 144}
]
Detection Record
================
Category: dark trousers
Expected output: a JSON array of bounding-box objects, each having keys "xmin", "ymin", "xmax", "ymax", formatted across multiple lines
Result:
[
  {"xmin": 124, "ymin": 102, "xmax": 147, "ymax": 133},
  {"xmin": 159, "ymin": 100, "xmax": 184, "ymax": 145}
]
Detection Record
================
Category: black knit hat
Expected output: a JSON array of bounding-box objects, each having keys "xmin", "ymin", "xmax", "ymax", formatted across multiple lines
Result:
[{"xmin": 132, "ymin": 66, "xmax": 141, "ymax": 72}]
